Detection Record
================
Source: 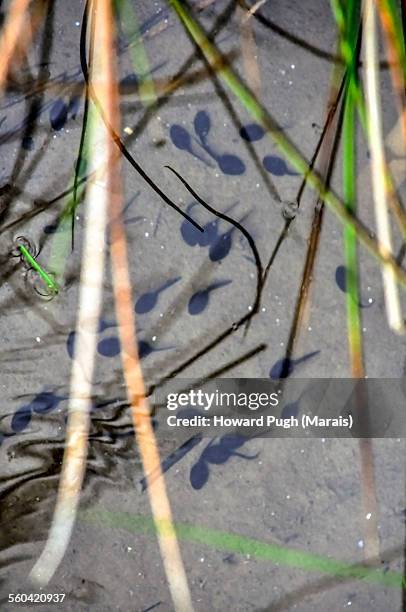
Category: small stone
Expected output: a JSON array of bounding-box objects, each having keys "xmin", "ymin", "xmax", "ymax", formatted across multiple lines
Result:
[{"xmin": 282, "ymin": 200, "xmax": 298, "ymax": 221}]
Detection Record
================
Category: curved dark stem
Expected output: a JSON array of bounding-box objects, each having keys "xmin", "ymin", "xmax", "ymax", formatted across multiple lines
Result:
[
  {"xmin": 147, "ymin": 165, "xmax": 263, "ymax": 388},
  {"xmin": 165, "ymin": 165, "xmax": 262, "ymax": 280}
]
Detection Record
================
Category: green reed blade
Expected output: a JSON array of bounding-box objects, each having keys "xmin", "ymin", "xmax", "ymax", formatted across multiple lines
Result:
[
  {"xmin": 343, "ymin": 86, "xmax": 363, "ymax": 373},
  {"xmin": 81, "ymin": 508, "xmax": 405, "ymax": 589},
  {"xmin": 336, "ymin": 0, "xmax": 364, "ymax": 373}
]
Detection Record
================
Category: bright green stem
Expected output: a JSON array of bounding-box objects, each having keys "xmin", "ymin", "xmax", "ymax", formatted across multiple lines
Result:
[
  {"xmin": 330, "ymin": 0, "xmax": 367, "ymax": 131},
  {"xmin": 343, "ymin": 88, "xmax": 363, "ymax": 374},
  {"xmin": 337, "ymin": 0, "xmax": 364, "ymax": 374},
  {"xmin": 169, "ymin": 0, "xmax": 406, "ymax": 286},
  {"xmin": 18, "ymin": 245, "xmax": 59, "ymax": 295},
  {"xmin": 81, "ymin": 508, "xmax": 404, "ymax": 589},
  {"xmin": 333, "ymin": 0, "xmax": 406, "ymax": 245}
]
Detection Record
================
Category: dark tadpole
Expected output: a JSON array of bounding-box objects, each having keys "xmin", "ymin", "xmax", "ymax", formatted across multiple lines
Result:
[
  {"xmin": 262, "ymin": 155, "xmax": 297, "ymax": 176},
  {"xmin": 169, "ymin": 124, "xmax": 212, "ymax": 165},
  {"xmin": 188, "ymin": 280, "xmax": 232, "ymax": 315},
  {"xmin": 66, "ymin": 330, "xmax": 76, "ymax": 359},
  {"xmin": 217, "ymin": 154, "xmax": 245, "ymax": 175},
  {"xmin": 96, "ymin": 337, "xmax": 173, "ymax": 359},
  {"xmin": 138, "ymin": 340, "xmax": 173, "ymax": 359},
  {"xmin": 193, "ymin": 110, "xmax": 211, "ymax": 142},
  {"xmin": 50, "ymin": 98, "xmax": 69, "ymax": 131},
  {"xmin": 11, "ymin": 390, "xmax": 66, "ymax": 432},
  {"xmin": 199, "ymin": 219, "xmax": 219, "ymax": 246},
  {"xmin": 208, "ymin": 213, "xmax": 248, "ymax": 262},
  {"xmin": 135, "ymin": 277, "xmax": 181, "ymax": 314},
  {"xmin": 269, "ymin": 351, "xmax": 320, "ymax": 379},
  {"xmin": 181, "ymin": 215, "xmax": 218, "ymax": 247},
  {"xmin": 281, "ymin": 399, "xmax": 301, "ymax": 419},
  {"xmin": 193, "ymin": 109, "xmax": 245, "ymax": 175},
  {"xmin": 209, "ymin": 231, "xmax": 233, "ymax": 261},
  {"xmin": 190, "ymin": 435, "xmax": 258, "ymax": 490},
  {"xmin": 67, "ymin": 319, "xmax": 116, "ymax": 359},
  {"xmin": 11, "ymin": 405, "xmax": 32, "ymax": 432},
  {"xmin": 138, "ymin": 430, "xmax": 203, "ymax": 492},
  {"xmin": 31, "ymin": 391, "xmax": 66, "ymax": 414},
  {"xmin": 180, "ymin": 201, "xmax": 238, "ymax": 248},
  {"xmin": 190, "ymin": 461, "xmax": 209, "ymax": 490},
  {"xmin": 43, "ymin": 220, "xmax": 65, "ymax": 234},
  {"xmin": 97, "ymin": 336, "xmax": 120, "ymax": 358},
  {"xmin": 180, "ymin": 203, "xmax": 201, "ymax": 246},
  {"xmin": 239, "ymin": 123, "xmax": 265, "ymax": 142},
  {"xmin": 98, "ymin": 318, "xmax": 116, "ymax": 333},
  {"xmin": 68, "ymin": 95, "xmax": 81, "ymax": 120},
  {"xmin": 335, "ymin": 265, "xmax": 375, "ymax": 308},
  {"xmin": 119, "ymin": 73, "xmax": 138, "ymax": 93},
  {"xmin": 199, "ymin": 139, "xmax": 245, "ymax": 175},
  {"xmin": 335, "ymin": 265, "xmax": 347, "ymax": 292}
]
